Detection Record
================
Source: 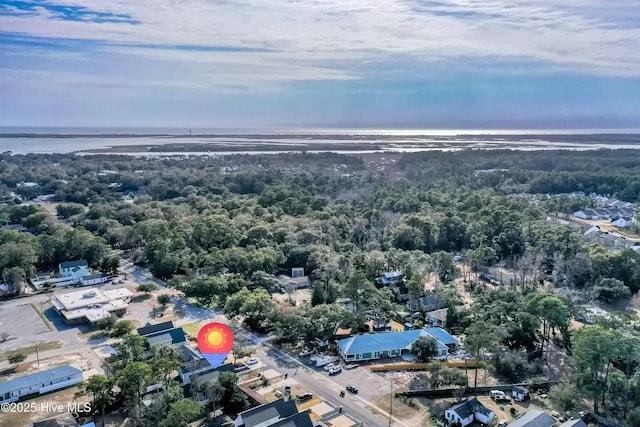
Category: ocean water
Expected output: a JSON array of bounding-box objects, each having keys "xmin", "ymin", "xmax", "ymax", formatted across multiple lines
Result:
[{"xmin": 1, "ymin": 127, "xmax": 639, "ymax": 155}]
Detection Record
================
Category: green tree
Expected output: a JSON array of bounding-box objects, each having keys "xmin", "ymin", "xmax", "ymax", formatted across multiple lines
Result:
[
  {"xmin": 593, "ymin": 278, "xmax": 631, "ymax": 303},
  {"xmin": 217, "ymin": 371, "xmax": 247, "ymax": 412},
  {"xmin": 525, "ymin": 293, "xmax": 571, "ymax": 355},
  {"xmin": 112, "ymin": 334, "xmax": 148, "ymax": 369},
  {"xmin": 157, "ymin": 293, "xmax": 171, "ymax": 309},
  {"xmin": 137, "ymin": 282, "xmax": 157, "ymax": 295},
  {"xmin": 8, "ymin": 352, "xmax": 26, "ymax": 368},
  {"xmin": 465, "ymin": 320, "xmax": 500, "ymax": 393},
  {"xmin": 116, "ymin": 361, "xmax": 152, "ymax": 408},
  {"xmin": 56, "ymin": 203, "xmax": 86, "ymax": 219},
  {"xmin": 572, "ymin": 325, "xmax": 617, "ymax": 414},
  {"xmin": 96, "ymin": 316, "xmax": 116, "ymax": 331},
  {"xmin": 224, "ymin": 287, "xmax": 275, "ymax": 331},
  {"xmin": 181, "ymin": 276, "xmax": 228, "ymax": 306},
  {"xmin": 411, "ymin": 336, "xmax": 439, "ymax": 362},
  {"xmin": 77, "ymin": 374, "xmax": 115, "ymax": 427},
  {"xmin": 192, "ymin": 378, "xmax": 224, "ymax": 416},
  {"xmin": 110, "ymin": 320, "xmax": 134, "ymax": 338},
  {"xmin": 160, "ymin": 398, "xmax": 203, "ymax": 427},
  {"xmin": 548, "ymin": 383, "xmax": 577, "ymax": 412},
  {"xmin": 2, "ymin": 266, "xmax": 27, "ymax": 295}
]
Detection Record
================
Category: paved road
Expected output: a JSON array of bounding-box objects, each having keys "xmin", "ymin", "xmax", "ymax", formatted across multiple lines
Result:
[{"xmin": 254, "ymin": 343, "xmax": 409, "ymax": 427}]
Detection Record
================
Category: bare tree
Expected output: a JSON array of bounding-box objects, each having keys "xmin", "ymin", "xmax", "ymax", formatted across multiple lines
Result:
[{"xmin": 0, "ymin": 332, "xmax": 10, "ymax": 342}]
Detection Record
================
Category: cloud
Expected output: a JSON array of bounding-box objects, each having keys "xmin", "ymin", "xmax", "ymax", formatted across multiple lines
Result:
[{"xmin": 1, "ymin": 1, "xmax": 639, "ymax": 127}]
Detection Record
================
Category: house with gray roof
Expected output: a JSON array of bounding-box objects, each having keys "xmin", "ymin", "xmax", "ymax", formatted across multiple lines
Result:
[
  {"xmin": 0, "ymin": 365, "xmax": 83, "ymax": 403},
  {"xmin": 445, "ymin": 397, "xmax": 494, "ymax": 427},
  {"xmin": 234, "ymin": 398, "xmax": 299, "ymax": 427},
  {"xmin": 507, "ymin": 410, "xmax": 556, "ymax": 427},
  {"xmin": 270, "ymin": 411, "xmax": 313, "ymax": 427}
]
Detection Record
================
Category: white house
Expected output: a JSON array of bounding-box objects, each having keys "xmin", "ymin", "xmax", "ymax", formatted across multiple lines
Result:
[
  {"xmin": 0, "ymin": 365, "xmax": 83, "ymax": 403},
  {"xmin": 445, "ymin": 398, "xmax": 494, "ymax": 427},
  {"xmin": 80, "ymin": 274, "xmax": 109, "ymax": 286},
  {"xmin": 612, "ymin": 217, "xmax": 635, "ymax": 228},
  {"xmin": 59, "ymin": 260, "xmax": 90, "ymax": 279},
  {"xmin": 279, "ymin": 267, "xmax": 309, "ymax": 291}
]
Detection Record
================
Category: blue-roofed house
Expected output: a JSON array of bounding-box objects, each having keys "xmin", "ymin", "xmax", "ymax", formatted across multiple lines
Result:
[
  {"xmin": 0, "ymin": 365, "xmax": 83, "ymax": 403},
  {"xmin": 424, "ymin": 327, "xmax": 459, "ymax": 350},
  {"xmin": 336, "ymin": 329, "xmax": 457, "ymax": 362}
]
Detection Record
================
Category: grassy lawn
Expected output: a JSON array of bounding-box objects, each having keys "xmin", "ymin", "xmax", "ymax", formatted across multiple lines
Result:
[
  {"xmin": 182, "ymin": 321, "xmax": 202, "ymax": 337},
  {"xmin": 0, "ymin": 341, "xmax": 62, "ymax": 361}
]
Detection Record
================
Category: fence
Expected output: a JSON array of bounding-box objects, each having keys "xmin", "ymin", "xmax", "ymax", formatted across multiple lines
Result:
[
  {"xmin": 395, "ymin": 382, "xmax": 554, "ymax": 399},
  {"xmin": 368, "ymin": 360, "xmax": 478, "ymax": 372}
]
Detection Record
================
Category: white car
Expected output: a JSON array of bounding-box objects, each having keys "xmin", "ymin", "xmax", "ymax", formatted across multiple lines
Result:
[
  {"xmin": 246, "ymin": 358, "xmax": 259, "ymax": 365},
  {"xmin": 299, "ymin": 349, "xmax": 312, "ymax": 357},
  {"xmin": 328, "ymin": 366, "xmax": 342, "ymax": 375},
  {"xmin": 323, "ymin": 363, "xmax": 336, "ymax": 371}
]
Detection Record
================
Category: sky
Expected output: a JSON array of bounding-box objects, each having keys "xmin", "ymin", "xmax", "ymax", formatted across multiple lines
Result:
[{"xmin": 1, "ymin": 0, "xmax": 640, "ymax": 129}]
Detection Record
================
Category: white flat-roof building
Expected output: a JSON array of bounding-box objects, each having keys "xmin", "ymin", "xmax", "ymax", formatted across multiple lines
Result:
[
  {"xmin": 0, "ymin": 365, "xmax": 83, "ymax": 403},
  {"xmin": 53, "ymin": 287, "xmax": 133, "ymax": 325}
]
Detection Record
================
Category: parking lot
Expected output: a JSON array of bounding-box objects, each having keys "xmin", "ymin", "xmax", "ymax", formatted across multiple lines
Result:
[{"xmin": 302, "ymin": 356, "xmax": 394, "ymax": 402}]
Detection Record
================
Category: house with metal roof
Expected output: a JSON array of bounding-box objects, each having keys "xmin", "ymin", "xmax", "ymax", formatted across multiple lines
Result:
[
  {"xmin": 559, "ymin": 420, "xmax": 586, "ymax": 427},
  {"xmin": 234, "ymin": 398, "xmax": 299, "ymax": 427},
  {"xmin": 507, "ymin": 410, "xmax": 556, "ymax": 427},
  {"xmin": 336, "ymin": 328, "xmax": 457, "ymax": 362},
  {"xmin": 59, "ymin": 260, "xmax": 90, "ymax": 278},
  {"xmin": 0, "ymin": 365, "xmax": 83, "ymax": 403},
  {"xmin": 270, "ymin": 411, "xmax": 313, "ymax": 427},
  {"xmin": 445, "ymin": 397, "xmax": 494, "ymax": 427},
  {"xmin": 137, "ymin": 321, "xmax": 175, "ymax": 337}
]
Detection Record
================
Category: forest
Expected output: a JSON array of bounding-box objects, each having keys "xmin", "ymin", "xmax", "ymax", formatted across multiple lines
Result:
[{"xmin": 2, "ymin": 148, "xmax": 640, "ymax": 423}]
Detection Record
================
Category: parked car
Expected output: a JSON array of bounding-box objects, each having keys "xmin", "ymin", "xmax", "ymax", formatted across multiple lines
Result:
[
  {"xmin": 346, "ymin": 385, "xmax": 358, "ymax": 394},
  {"xmin": 344, "ymin": 364, "xmax": 358, "ymax": 370},
  {"xmin": 328, "ymin": 366, "xmax": 342, "ymax": 375},
  {"xmin": 297, "ymin": 392, "xmax": 313, "ymax": 402},
  {"xmin": 299, "ymin": 349, "xmax": 313, "ymax": 357},
  {"xmin": 246, "ymin": 358, "xmax": 259, "ymax": 365},
  {"xmin": 323, "ymin": 363, "xmax": 336, "ymax": 371}
]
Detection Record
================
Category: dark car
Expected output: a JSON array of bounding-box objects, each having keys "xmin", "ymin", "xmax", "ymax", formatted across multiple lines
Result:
[
  {"xmin": 297, "ymin": 392, "xmax": 313, "ymax": 402},
  {"xmin": 346, "ymin": 385, "xmax": 358, "ymax": 394}
]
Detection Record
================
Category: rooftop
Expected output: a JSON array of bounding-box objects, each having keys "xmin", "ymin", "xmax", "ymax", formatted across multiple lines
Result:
[
  {"xmin": 0, "ymin": 365, "xmax": 82, "ymax": 395},
  {"xmin": 137, "ymin": 321, "xmax": 175, "ymax": 337},
  {"xmin": 53, "ymin": 287, "xmax": 133, "ymax": 311},
  {"xmin": 59, "ymin": 260, "xmax": 88, "ymax": 270},
  {"xmin": 337, "ymin": 329, "xmax": 451, "ymax": 355},
  {"xmin": 238, "ymin": 399, "xmax": 298, "ymax": 427},
  {"xmin": 424, "ymin": 327, "xmax": 458, "ymax": 345},
  {"xmin": 507, "ymin": 410, "xmax": 556, "ymax": 427},
  {"xmin": 449, "ymin": 397, "xmax": 493, "ymax": 419},
  {"xmin": 147, "ymin": 328, "xmax": 187, "ymax": 346},
  {"xmin": 271, "ymin": 411, "xmax": 313, "ymax": 427}
]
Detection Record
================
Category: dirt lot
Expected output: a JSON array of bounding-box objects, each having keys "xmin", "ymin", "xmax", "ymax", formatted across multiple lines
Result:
[
  {"xmin": 0, "ymin": 386, "xmax": 90, "ymax": 427},
  {"xmin": 373, "ymin": 393, "xmax": 433, "ymax": 427},
  {"xmin": 272, "ymin": 289, "xmax": 311, "ymax": 307}
]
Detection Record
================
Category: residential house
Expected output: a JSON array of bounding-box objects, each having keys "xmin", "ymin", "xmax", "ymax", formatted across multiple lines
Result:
[
  {"xmin": 234, "ymin": 398, "xmax": 299, "ymax": 427},
  {"xmin": 410, "ymin": 294, "xmax": 447, "ymax": 312},
  {"xmin": 279, "ymin": 268, "xmax": 309, "ymax": 291},
  {"xmin": 559, "ymin": 420, "xmax": 587, "ymax": 427},
  {"xmin": 177, "ymin": 344, "xmax": 234, "ymax": 385},
  {"xmin": 137, "ymin": 321, "xmax": 186, "ymax": 347},
  {"xmin": 270, "ymin": 411, "xmax": 313, "ymax": 427},
  {"xmin": 512, "ymin": 386, "xmax": 530, "ymax": 402},
  {"xmin": 0, "ymin": 365, "xmax": 83, "ymax": 403},
  {"xmin": 612, "ymin": 217, "xmax": 635, "ymax": 228},
  {"xmin": 377, "ymin": 271, "xmax": 405, "ymax": 286},
  {"xmin": 426, "ymin": 308, "xmax": 448, "ymax": 327},
  {"xmin": 445, "ymin": 397, "xmax": 494, "ymax": 427},
  {"xmin": 336, "ymin": 328, "xmax": 457, "ymax": 362},
  {"xmin": 573, "ymin": 209, "xmax": 598, "ymax": 220},
  {"xmin": 58, "ymin": 260, "xmax": 107, "ymax": 287},
  {"xmin": 59, "ymin": 260, "xmax": 90, "ymax": 279},
  {"xmin": 507, "ymin": 410, "xmax": 556, "ymax": 427}
]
